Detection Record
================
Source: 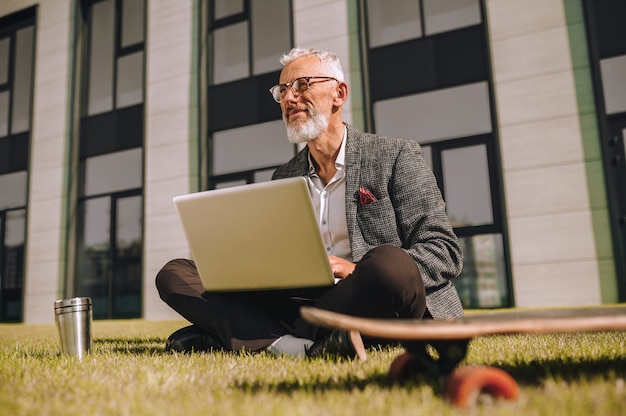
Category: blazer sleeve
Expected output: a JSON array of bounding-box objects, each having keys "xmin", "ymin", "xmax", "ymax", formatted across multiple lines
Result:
[{"xmin": 390, "ymin": 140, "xmax": 463, "ymax": 289}]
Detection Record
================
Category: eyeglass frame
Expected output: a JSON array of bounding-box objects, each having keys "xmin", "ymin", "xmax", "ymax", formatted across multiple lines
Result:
[{"xmin": 269, "ymin": 76, "xmax": 338, "ymax": 103}]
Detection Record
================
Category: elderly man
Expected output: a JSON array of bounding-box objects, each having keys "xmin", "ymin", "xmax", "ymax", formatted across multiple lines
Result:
[{"xmin": 156, "ymin": 47, "xmax": 463, "ymax": 359}]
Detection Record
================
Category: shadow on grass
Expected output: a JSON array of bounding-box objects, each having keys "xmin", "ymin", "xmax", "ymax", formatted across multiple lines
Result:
[
  {"xmin": 89, "ymin": 337, "xmax": 626, "ymax": 393},
  {"xmin": 499, "ymin": 355, "xmax": 626, "ymax": 386},
  {"xmin": 235, "ymin": 371, "xmax": 398, "ymax": 394},
  {"xmin": 93, "ymin": 337, "xmax": 166, "ymax": 355},
  {"xmin": 234, "ymin": 354, "xmax": 626, "ymax": 395}
]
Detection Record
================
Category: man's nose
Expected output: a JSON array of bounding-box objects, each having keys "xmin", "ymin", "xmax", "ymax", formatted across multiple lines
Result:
[{"xmin": 282, "ymin": 86, "xmax": 299, "ymax": 103}]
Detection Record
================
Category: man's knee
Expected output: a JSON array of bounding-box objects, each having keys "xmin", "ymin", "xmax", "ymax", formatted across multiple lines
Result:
[
  {"xmin": 155, "ymin": 258, "xmax": 195, "ymax": 300},
  {"xmin": 353, "ymin": 245, "xmax": 426, "ymax": 319},
  {"xmin": 359, "ymin": 245, "xmax": 421, "ymax": 284}
]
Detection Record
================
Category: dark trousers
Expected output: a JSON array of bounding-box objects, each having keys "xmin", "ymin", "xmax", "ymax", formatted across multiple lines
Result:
[{"xmin": 155, "ymin": 245, "xmax": 426, "ymax": 351}]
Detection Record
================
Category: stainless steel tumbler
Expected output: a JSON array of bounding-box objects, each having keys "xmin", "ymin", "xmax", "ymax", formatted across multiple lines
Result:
[{"xmin": 54, "ymin": 297, "xmax": 92, "ymax": 359}]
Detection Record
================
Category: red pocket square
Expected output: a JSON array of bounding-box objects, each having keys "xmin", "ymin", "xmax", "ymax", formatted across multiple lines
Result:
[{"xmin": 359, "ymin": 186, "xmax": 378, "ymax": 205}]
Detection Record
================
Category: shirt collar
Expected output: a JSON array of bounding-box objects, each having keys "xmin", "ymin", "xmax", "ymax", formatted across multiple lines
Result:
[{"xmin": 307, "ymin": 125, "xmax": 347, "ymax": 175}]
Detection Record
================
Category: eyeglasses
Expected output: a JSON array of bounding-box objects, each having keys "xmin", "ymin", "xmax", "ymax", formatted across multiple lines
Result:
[{"xmin": 269, "ymin": 76, "xmax": 338, "ymax": 102}]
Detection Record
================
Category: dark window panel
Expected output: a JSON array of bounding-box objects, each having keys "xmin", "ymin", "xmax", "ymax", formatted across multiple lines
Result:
[
  {"xmin": 209, "ymin": 78, "xmax": 257, "ymax": 131},
  {"xmin": 369, "ymin": 39, "xmax": 437, "ymax": 102},
  {"xmin": 80, "ymin": 105, "xmax": 143, "ymax": 159},
  {"xmin": 433, "ymin": 25, "xmax": 487, "ymax": 88},
  {"xmin": 115, "ymin": 104, "xmax": 143, "ymax": 150},
  {"xmin": 8, "ymin": 133, "xmax": 29, "ymax": 172},
  {"xmin": 0, "ymin": 137, "xmax": 8, "ymax": 174},
  {"xmin": 0, "ymin": 7, "xmax": 36, "ymax": 35},
  {"xmin": 209, "ymin": 73, "xmax": 282, "ymax": 132},
  {"xmin": 0, "ymin": 134, "xmax": 29, "ymax": 174},
  {"xmin": 369, "ymin": 26, "xmax": 487, "ymax": 102},
  {"xmin": 593, "ymin": 0, "xmax": 626, "ymax": 58},
  {"xmin": 255, "ymin": 71, "xmax": 282, "ymax": 123},
  {"xmin": 80, "ymin": 112, "xmax": 117, "ymax": 158}
]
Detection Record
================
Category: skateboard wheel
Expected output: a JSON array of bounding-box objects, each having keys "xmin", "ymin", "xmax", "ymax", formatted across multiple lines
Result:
[
  {"xmin": 388, "ymin": 352, "xmax": 418, "ymax": 382},
  {"xmin": 444, "ymin": 366, "xmax": 519, "ymax": 409}
]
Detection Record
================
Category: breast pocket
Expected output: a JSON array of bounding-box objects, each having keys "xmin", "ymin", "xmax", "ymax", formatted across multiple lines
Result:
[{"xmin": 356, "ymin": 197, "xmax": 402, "ymax": 246}]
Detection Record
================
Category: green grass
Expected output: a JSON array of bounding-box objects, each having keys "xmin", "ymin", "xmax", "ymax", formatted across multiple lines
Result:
[{"xmin": 0, "ymin": 319, "xmax": 624, "ymax": 415}]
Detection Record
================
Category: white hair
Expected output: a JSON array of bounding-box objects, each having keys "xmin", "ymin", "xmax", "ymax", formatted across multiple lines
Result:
[{"xmin": 279, "ymin": 47, "xmax": 345, "ymax": 81}]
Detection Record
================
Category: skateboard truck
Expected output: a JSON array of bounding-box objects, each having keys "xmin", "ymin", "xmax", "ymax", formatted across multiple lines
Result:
[
  {"xmin": 390, "ymin": 340, "xmax": 518, "ymax": 409},
  {"xmin": 394, "ymin": 339, "xmax": 469, "ymax": 379}
]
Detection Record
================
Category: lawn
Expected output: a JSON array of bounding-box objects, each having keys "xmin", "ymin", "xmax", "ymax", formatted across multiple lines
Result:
[{"xmin": 0, "ymin": 317, "xmax": 624, "ymax": 415}]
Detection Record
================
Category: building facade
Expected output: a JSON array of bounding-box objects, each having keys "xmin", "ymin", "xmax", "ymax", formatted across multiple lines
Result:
[{"xmin": 0, "ymin": 0, "xmax": 623, "ymax": 323}]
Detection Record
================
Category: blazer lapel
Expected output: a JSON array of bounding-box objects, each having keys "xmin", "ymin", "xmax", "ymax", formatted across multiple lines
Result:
[{"xmin": 344, "ymin": 125, "xmax": 362, "ymax": 247}]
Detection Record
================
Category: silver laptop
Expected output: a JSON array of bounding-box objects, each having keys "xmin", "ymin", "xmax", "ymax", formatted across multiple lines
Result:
[{"xmin": 173, "ymin": 177, "xmax": 335, "ymax": 291}]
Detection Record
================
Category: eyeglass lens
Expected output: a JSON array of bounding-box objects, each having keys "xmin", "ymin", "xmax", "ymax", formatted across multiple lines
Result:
[{"xmin": 276, "ymin": 78, "xmax": 308, "ymax": 100}]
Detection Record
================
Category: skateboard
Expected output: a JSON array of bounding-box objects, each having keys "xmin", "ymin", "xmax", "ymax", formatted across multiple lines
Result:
[{"xmin": 300, "ymin": 305, "xmax": 626, "ymax": 408}]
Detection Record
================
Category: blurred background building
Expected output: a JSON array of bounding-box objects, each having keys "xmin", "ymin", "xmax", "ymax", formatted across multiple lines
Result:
[{"xmin": 0, "ymin": 0, "xmax": 624, "ymax": 323}]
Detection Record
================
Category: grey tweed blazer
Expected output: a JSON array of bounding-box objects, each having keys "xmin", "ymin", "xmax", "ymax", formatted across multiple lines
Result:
[{"xmin": 273, "ymin": 124, "xmax": 464, "ymax": 318}]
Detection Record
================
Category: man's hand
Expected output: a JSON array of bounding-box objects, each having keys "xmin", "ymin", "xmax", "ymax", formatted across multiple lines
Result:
[{"xmin": 328, "ymin": 256, "xmax": 356, "ymax": 279}]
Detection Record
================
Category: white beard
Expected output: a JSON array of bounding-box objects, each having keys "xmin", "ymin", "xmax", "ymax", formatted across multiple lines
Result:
[{"xmin": 284, "ymin": 105, "xmax": 329, "ymax": 144}]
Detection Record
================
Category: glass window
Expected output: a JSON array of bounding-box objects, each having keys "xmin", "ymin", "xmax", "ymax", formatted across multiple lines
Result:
[
  {"xmin": 2, "ymin": 208, "xmax": 26, "ymax": 320},
  {"xmin": 622, "ymin": 129, "xmax": 626, "ymax": 160},
  {"xmin": 423, "ymin": 0, "xmax": 481, "ymax": 36},
  {"xmin": 116, "ymin": 51, "xmax": 144, "ymax": 108},
  {"xmin": 214, "ymin": 0, "xmax": 244, "ymax": 19},
  {"xmin": 121, "ymin": 0, "xmax": 145, "ymax": 48},
  {"xmin": 0, "ymin": 91, "xmax": 9, "ymax": 137},
  {"xmin": 367, "ymin": 0, "xmax": 422, "ymax": 48},
  {"xmin": 373, "ymin": 81, "xmax": 492, "ymax": 143},
  {"xmin": 215, "ymin": 179, "xmax": 248, "ymax": 189},
  {"xmin": 212, "ymin": 22, "xmax": 249, "ymax": 84},
  {"xmin": 454, "ymin": 234, "xmax": 507, "ymax": 308},
  {"xmin": 83, "ymin": 148, "xmax": 142, "ymax": 196},
  {"xmin": 88, "ymin": 0, "xmax": 115, "ymax": 115},
  {"xmin": 112, "ymin": 195, "xmax": 142, "ymax": 317},
  {"xmin": 251, "ymin": 0, "xmax": 291, "ymax": 75},
  {"xmin": 0, "ymin": 171, "xmax": 27, "ymax": 209},
  {"xmin": 78, "ymin": 0, "xmax": 145, "ymax": 320},
  {"xmin": 76, "ymin": 196, "xmax": 111, "ymax": 318},
  {"xmin": 600, "ymin": 54, "xmax": 626, "ymax": 115},
  {"xmin": 116, "ymin": 195, "xmax": 142, "ymax": 249},
  {"xmin": 212, "ymin": 120, "xmax": 292, "ymax": 175},
  {"xmin": 78, "ymin": 196, "xmax": 111, "ymax": 268},
  {"xmin": 0, "ymin": 37, "xmax": 8, "ymax": 84},
  {"xmin": 441, "ymin": 144, "xmax": 493, "ymax": 227},
  {"xmin": 5, "ymin": 209, "xmax": 26, "ymax": 256},
  {"xmin": 208, "ymin": 0, "xmax": 293, "ymax": 189},
  {"xmin": 254, "ymin": 168, "xmax": 275, "ymax": 183},
  {"xmin": 1, "ymin": 10, "xmax": 35, "ymax": 322},
  {"xmin": 11, "ymin": 26, "xmax": 34, "ymax": 134}
]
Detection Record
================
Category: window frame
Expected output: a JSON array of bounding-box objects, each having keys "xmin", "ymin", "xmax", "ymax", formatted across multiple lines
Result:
[
  {"xmin": 360, "ymin": 0, "xmax": 514, "ymax": 308},
  {"xmin": 206, "ymin": 0, "xmax": 295, "ymax": 189},
  {"xmin": 0, "ymin": 7, "xmax": 36, "ymax": 323},
  {"xmin": 73, "ymin": 0, "xmax": 146, "ymax": 319}
]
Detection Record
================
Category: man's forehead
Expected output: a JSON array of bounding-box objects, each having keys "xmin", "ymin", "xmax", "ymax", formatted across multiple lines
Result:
[{"xmin": 280, "ymin": 57, "xmax": 327, "ymax": 82}]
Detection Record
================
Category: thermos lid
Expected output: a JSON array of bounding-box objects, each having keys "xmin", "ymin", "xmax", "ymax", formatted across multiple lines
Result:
[{"xmin": 54, "ymin": 297, "xmax": 92, "ymax": 309}]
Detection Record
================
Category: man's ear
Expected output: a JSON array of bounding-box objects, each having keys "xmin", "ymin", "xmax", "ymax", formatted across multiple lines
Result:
[{"xmin": 333, "ymin": 81, "xmax": 348, "ymax": 106}]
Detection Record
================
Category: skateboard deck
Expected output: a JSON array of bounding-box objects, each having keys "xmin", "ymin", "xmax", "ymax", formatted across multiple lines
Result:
[
  {"xmin": 300, "ymin": 305, "xmax": 626, "ymax": 408},
  {"xmin": 301, "ymin": 305, "xmax": 626, "ymax": 341}
]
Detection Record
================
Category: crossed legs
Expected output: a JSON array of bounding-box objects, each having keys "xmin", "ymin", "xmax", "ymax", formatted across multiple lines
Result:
[{"xmin": 155, "ymin": 245, "xmax": 427, "ymax": 352}]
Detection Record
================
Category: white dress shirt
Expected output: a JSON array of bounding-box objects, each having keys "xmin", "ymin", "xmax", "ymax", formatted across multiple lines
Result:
[{"xmin": 306, "ymin": 127, "xmax": 352, "ymax": 262}]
